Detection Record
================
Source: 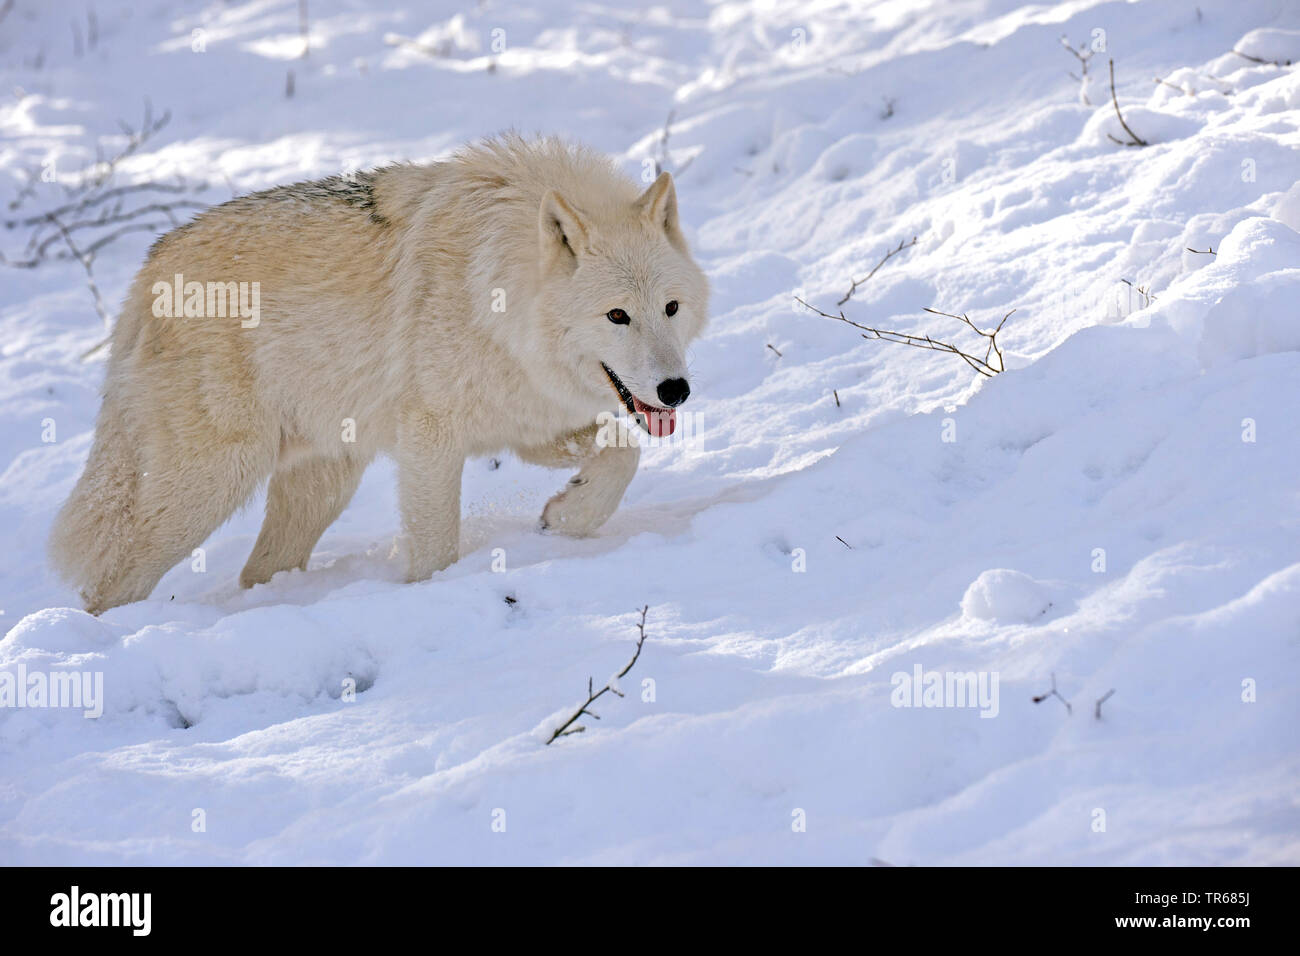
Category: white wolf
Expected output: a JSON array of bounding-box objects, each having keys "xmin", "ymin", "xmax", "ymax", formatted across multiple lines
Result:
[{"xmin": 50, "ymin": 134, "xmax": 709, "ymax": 613}]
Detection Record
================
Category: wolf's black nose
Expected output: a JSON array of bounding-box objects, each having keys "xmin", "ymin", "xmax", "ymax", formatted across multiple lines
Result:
[{"xmin": 657, "ymin": 378, "xmax": 690, "ymax": 407}]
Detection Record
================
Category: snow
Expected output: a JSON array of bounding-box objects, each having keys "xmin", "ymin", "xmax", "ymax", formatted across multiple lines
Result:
[
  {"xmin": 2, "ymin": 0, "xmax": 1298, "ymax": 864},
  {"xmin": 959, "ymin": 569, "xmax": 1060, "ymax": 624}
]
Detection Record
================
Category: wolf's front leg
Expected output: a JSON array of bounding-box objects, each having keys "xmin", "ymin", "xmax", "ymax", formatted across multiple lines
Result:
[
  {"xmin": 526, "ymin": 422, "xmax": 640, "ymax": 536},
  {"xmin": 397, "ymin": 410, "xmax": 464, "ymax": 581}
]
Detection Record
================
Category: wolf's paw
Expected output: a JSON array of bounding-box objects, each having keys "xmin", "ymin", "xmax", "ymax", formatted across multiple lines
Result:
[{"xmin": 540, "ymin": 474, "xmax": 619, "ymax": 536}]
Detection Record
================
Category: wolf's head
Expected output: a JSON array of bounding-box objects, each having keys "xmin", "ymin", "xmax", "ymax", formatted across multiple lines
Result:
[{"xmin": 535, "ymin": 171, "xmax": 708, "ymax": 437}]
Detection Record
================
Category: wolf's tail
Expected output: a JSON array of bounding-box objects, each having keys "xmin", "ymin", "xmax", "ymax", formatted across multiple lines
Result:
[{"xmin": 48, "ymin": 396, "xmax": 141, "ymax": 612}]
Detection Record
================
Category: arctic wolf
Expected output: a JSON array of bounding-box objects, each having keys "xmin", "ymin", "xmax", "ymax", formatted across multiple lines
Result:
[{"xmin": 50, "ymin": 134, "xmax": 709, "ymax": 613}]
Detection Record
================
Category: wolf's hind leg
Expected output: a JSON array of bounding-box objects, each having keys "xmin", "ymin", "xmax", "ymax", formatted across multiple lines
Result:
[
  {"xmin": 525, "ymin": 423, "xmax": 640, "ymax": 536},
  {"xmin": 94, "ymin": 436, "xmax": 276, "ymax": 612},
  {"xmin": 240, "ymin": 454, "xmax": 367, "ymax": 588}
]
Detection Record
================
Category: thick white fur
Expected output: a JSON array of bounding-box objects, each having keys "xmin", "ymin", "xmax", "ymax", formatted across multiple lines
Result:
[{"xmin": 49, "ymin": 134, "xmax": 709, "ymax": 613}]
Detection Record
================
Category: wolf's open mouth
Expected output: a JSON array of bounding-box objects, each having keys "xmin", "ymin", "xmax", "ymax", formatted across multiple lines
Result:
[{"xmin": 600, "ymin": 362, "xmax": 677, "ymax": 437}]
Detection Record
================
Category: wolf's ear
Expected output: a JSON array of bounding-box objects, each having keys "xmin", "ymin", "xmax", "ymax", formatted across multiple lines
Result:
[
  {"xmin": 539, "ymin": 191, "xmax": 591, "ymax": 268},
  {"xmin": 634, "ymin": 171, "xmax": 682, "ymax": 243}
]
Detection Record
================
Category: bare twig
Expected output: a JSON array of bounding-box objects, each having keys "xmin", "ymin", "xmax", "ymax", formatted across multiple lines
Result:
[
  {"xmin": 7, "ymin": 166, "xmax": 42, "ymax": 212},
  {"xmin": 1032, "ymin": 673, "xmax": 1072, "ymax": 715},
  {"xmin": 924, "ymin": 306, "xmax": 1012, "ymax": 375},
  {"xmin": 15, "ymin": 202, "xmax": 206, "ymax": 262},
  {"xmin": 1232, "ymin": 49, "xmax": 1293, "ymax": 67},
  {"xmin": 656, "ymin": 109, "xmax": 675, "ymax": 176},
  {"xmin": 298, "ymin": 0, "xmax": 310, "ymax": 59},
  {"xmin": 838, "ymin": 235, "xmax": 918, "ymax": 305},
  {"xmin": 1060, "ymin": 35, "xmax": 1095, "ymax": 104},
  {"xmin": 766, "ymin": 343, "xmax": 783, "ymax": 357},
  {"xmin": 0, "ymin": 98, "xmax": 213, "ymax": 357},
  {"xmin": 1106, "ymin": 59, "xmax": 1149, "ymax": 147},
  {"xmin": 653, "ymin": 109, "xmax": 695, "ymax": 179},
  {"xmin": 79, "ymin": 335, "xmax": 112, "ymax": 361},
  {"xmin": 835, "ymin": 535, "xmax": 852, "ymax": 549},
  {"xmin": 547, "ymin": 606, "xmax": 650, "ymax": 745},
  {"xmin": 41, "ymin": 213, "xmax": 110, "ymax": 336},
  {"xmin": 832, "ymin": 389, "xmax": 840, "ymax": 407},
  {"xmin": 798, "ymin": 297, "xmax": 1012, "ymax": 377},
  {"xmin": 1153, "ymin": 75, "xmax": 1191, "ymax": 95},
  {"xmin": 7, "ymin": 102, "xmax": 172, "ymax": 215},
  {"xmin": 1193, "ymin": 71, "xmax": 1235, "ymax": 95},
  {"xmin": 1120, "ymin": 278, "xmax": 1156, "ymax": 309},
  {"xmin": 1094, "ymin": 688, "xmax": 1115, "ymax": 720},
  {"xmin": 6, "ymin": 178, "xmax": 203, "ymax": 229},
  {"xmin": 69, "ymin": 100, "xmax": 171, "ymax": 200}
]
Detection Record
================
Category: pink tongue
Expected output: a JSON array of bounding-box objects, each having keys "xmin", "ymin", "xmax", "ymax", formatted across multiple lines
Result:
[{"xmin": 633, "ymin": 396, "xmax": 676, "ymax": 437}]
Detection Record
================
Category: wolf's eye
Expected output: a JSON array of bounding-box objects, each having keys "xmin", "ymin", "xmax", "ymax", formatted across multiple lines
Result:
[
  {"xmin": 607, "ymin": 308, "xmax": 630, "ymax": 325},
  {"xmin": 665, "ymin": 300, "xmax": 678, "ymax": 316}
]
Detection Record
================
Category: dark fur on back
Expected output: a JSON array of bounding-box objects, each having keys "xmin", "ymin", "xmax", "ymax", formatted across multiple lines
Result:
[
  {"xmin": 241, "ymin": 172, "xmax": 387, "ymax": 222},
  {"xmin": 150, "ymin": 170, "xmax": 387, "ymax": 256}
]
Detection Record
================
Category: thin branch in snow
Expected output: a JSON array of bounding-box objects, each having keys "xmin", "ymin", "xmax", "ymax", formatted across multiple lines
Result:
[
  {"xmin": 923, "ymin": 307, "xmax": 1012, "ymax": 375},
  {"xmin": 656, "ymin": 109, "xmax": 674, "ymax": 176},
  {"xmin": 298, "ymin": 0, "xmax": 310, "ymax": 59},
  {"xmin": 37, "ymin": 212, "xmax": 114, "ymax": 361},
  {"xmin": 1193, "ymin": 70, "xmax": 1235, "ymax": 95},
  {"xmin": 6, "ymin": 178, "xmax": 203, "ymax": 229},
  {"xmin": 7, "ymin": 165, "xmax": 42, "ymax": 212},
  {"xmin": 798, "ymin": 298, "xmax": 1012, "ymax": 377},
  {"xmin": 1060, "ymin": 35, "xmax": 1095, "ymax": 105},
  {"xmin": 1032, "ymin": 673, "xmax": 1072, "ymax": 715},
  {"xmin": 0, "ymin": 99, "xmax": 212, "ymax": 358},
  {"xmin": 72, "ymin": 99, "xmax": 172, "ymax": 200},
  {"xmin": 8, "ymin": 101, "xmax": 172, "ymax": 216},
  {"xmin": 1153, "ymin": 75, "xmax": 1190, "ymax": 95},
  {"xmin": 15, "ymin": 201, "xmax": 206, "ymax": 262},
  {"xmin": 1094, "ymin": 688, "xmax": 1116, "ymax": 720},
  {"xmin": 546, "ymin": 606, "xmax": 650, "ymax": 745},
  {"xmin": 653, "ymin": 109, "xmax": 695, "ymax": 179},
  {"xmin": 1232, "ymin": 49, "xmax": 1293, "ymax": 67},
  {"xmin": 1106, "ymin": 59, "xmax": 1149, "ymax": 147},
  {"xmin": 1120, "ymin": 278, "xmax": 1156, "ymax": 309},
  {"xmin": 838, "ymin": 235, "xmax": 918, "ymax": 305}
]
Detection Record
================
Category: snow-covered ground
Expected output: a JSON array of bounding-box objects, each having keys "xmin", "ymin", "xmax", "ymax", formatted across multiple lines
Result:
[{"xmin": 2, "ymin": 0, "xmax": 1298, "ymax": 864}]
